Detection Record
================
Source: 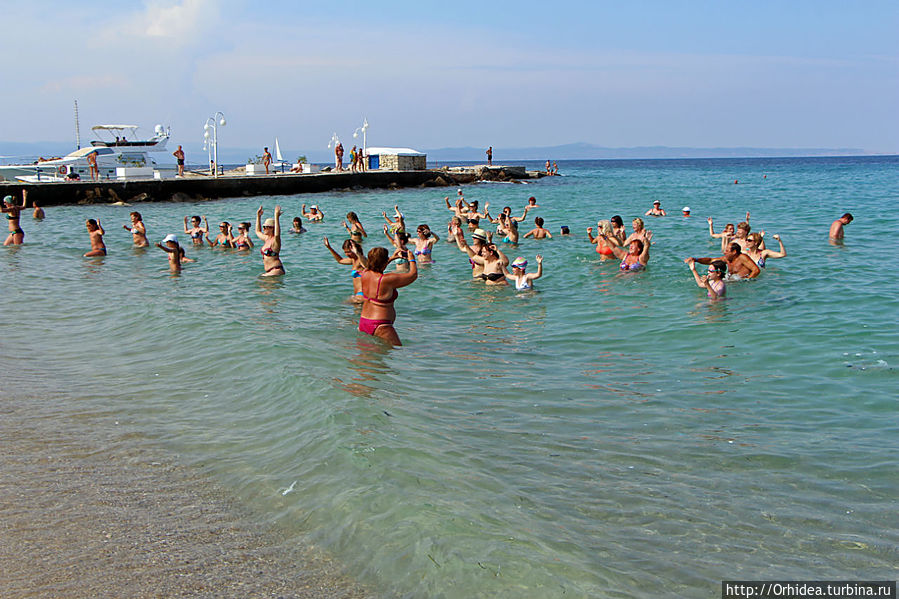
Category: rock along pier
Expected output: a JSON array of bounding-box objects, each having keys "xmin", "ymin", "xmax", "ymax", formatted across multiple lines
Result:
[{"xmin": 0, "ymin": 165, "xmax": 545, "ymax": 207}]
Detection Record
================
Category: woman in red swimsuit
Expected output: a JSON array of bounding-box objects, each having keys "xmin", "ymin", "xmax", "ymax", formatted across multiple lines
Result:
[
  {"xmin": 358, "ymin": 246, "xmax": 418, "ymax": 346},
  {"xmin": 587, "ymin": 220, "xmax": 620, "ymax": 260}
]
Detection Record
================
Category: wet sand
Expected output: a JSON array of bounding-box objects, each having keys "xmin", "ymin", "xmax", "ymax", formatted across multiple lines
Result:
[{"xmin": 0, "ymin": 395, "xmax": 369, "ymax": 599}]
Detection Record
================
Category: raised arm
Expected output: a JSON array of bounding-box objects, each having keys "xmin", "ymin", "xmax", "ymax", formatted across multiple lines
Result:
[
  {"xmin": 272, "ymin": 206, "xmax": 282, "ymax": 239},
  {"xmin": 531, "ymin": 255, "xmax": 544, "ymax": 280},
  {"xmin": 512, "ymin": 207, "xmax": 530, "ymax": 222},
  {"xmin": 202, "ymin": 216, "xmax": 209, "ymax": 233},
  {"xmin": 323, "ymin": 236, "xmax": 351, "ymax": 264},
  {"xmin": 638, "ymin": 231, "xmax": 652, "ymax": 264},
  {"xmin": 183, "ymin": 216, "xmax": 189, "ymax": 233},
  {"xmin": 384, "ymin": 250, "xmax": 418, "ymax": 287},
  {"xmin": 684, "ymin": 257, "xmax": 706, "ymax": 289},
  {"xmin": 763, "ymin": 234, "xmax": 786, "ymax": 259},
  {"xmin": 708, "ymin": 217, "xmax": 716, "ymax": 237},
  {"xmin": 254, "ymin": 206, "xmax": 265, "ymax": 240}
]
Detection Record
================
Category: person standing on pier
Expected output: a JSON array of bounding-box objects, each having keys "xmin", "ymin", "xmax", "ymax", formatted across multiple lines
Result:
[
  {"xmin": 173, "ymin": 145, "xmax": 185, "ymax": 176},
  {"xmin": 486, "ymin": 146, "xmax": 493, "ymax": 166},
  {"xmin": 87, "ymin": 150, "xmax": 99, "ymax": 181},
  {"xmin": 262, "ymin": 147, "xmax": 273, "ymax": 175},
  {"xmin": 335, "ymin": 142, "xmax": 344, "ymax": 171}
]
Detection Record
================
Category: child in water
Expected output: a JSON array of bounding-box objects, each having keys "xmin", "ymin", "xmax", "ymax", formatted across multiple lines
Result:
[
  {"xmin": 156, "ymin": 234, "xmax": 192, "ymax": 272},
  {"xmin": 84, "ymin": 219, "xmax": 106, "ymax": 257},
  {"xmin": 524, "ymin": 216, "xmax": 553, "ymax": 239},
  {"xmin": 501, "ymin": 255, "xmax": 543, "ymax": 290}
]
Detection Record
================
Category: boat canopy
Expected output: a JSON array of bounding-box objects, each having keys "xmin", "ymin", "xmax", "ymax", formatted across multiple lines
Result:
[{"xmin": 92, "ymin": 125, "xmax": 139, "ymax": 131}]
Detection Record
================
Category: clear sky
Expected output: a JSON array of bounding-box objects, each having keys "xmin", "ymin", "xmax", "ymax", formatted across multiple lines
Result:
[{"xmin": 3, "ymin": 0, "xmax": 897, "ymax": 153}]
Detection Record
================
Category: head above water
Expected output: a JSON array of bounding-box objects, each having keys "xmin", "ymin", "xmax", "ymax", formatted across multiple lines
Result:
[
  {"xmin": 737, "ymin": 222, "xmax": 751, "ymax": 234},
  {"xmin": 841, "ymin": 213, "xmax": 854, "ymax": 223},
  {"xmin": 511, "ymin": 257, "xmax": 528, "ymax": 271},
  {"xmin": 367, "ymin": 246, "xmax": 390, "ymax": 273},
  {"xmin": 534, "ymin": 216, "xmax": 544, "ymax": 227},
  {"xmin": 632, "ymin": 217, "xmax": 644, "ymax": 230},
  {"xmin": 725, "ymin": 242, "xmax": 742, "ymax": 259},
  {"xmin": 611, "ymin": 215, "xmax": 624, "ymax": 228},
  {"xmin": 709, "ymin": 259, "xmax": 727, "ymax": 277}
]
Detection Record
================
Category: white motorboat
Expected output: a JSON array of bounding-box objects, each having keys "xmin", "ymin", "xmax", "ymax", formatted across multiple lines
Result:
[{"xmin": 0, "ymin": 124, "xmax": 170, "ymax": 183}]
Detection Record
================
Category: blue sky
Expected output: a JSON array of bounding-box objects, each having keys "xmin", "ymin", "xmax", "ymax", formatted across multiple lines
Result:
[{"xmin": 2, "ymin": 1, "xmax": 897, "ymax": 154}]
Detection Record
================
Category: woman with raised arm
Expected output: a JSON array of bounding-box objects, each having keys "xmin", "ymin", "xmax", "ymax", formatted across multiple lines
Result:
[
  {"xmin": 358, "ymin": 246, "xmax": 418, "ymax": 345},
  {"xmin": 461, "ymin": 200, "xmax": 488, "ymax": 231},
  {"xmin": 343, "ymin": 211, "xmax": 367, "ymax": 244},
  {"xmin": 383, "ymin": 225, "xmax": 411, "ymax": 272},
  {"xmin": 685, "ymin": 257, "xmax": 727, "ymax": 299},
  {"xmin": 324, "ymin": 236, "xmax": 368, "ymax": 303},
  {"xmin": 232, "ymin": 222, "xmax": 254, "ymax": 251},
  {"xmin": 587, "ymin": 220, "xmax": 620, "ymax": 260},
  {"xmin": 603, "ymin": 230, "xmax": 652, "ymax": 271},
  {"xmin": 502, "ymin": 255, "xmax": 543, "ymax": 290},
  {"xmin": 707, "ymin": 217, "xmax": 735, "ymax": 241},
  {"xmin": 124, "ymin": 211, "xmax": 149, "ymax": 247},
  {"xmin": 2, "ymin": 193, "xmax": 27, "ymax": 245},
  {"xmin": 302, "ymin": 204, "xmax": 324, "ymax": 221},
  {"xmin": 156, "ymin": 234, "xmax": 191, "ymax": 272},
  {"xmin": 446, "ymin": 216, "xmax": 464, "ymax": 246},
  {"xmin": 84, "ymin": 219, "xmax": 106, "ymax": 257},
  {"xmin": 184, "ymin": 215, "xmax": 209, "ymax": 246},
  {"xmin": 255, "ymin": 205, "xmax": 285, "ymax": 276},
  {"xmin": 623, "ymin": 217, "xmax": 650, "ymax": 246},
  {"xmin": 412, "ymin": 224, "xmax": 439, "ymax": 264},
  {"xmin": 467, "ymin": 243, "xmax": 509, "ymax": 285},
  {"xmin": 743, "ymin": 232, "xmax": 785, "ymax": 269},
  {"xmin": 207, "ymin": 221, "xmax": 234, "ymax": 247}
]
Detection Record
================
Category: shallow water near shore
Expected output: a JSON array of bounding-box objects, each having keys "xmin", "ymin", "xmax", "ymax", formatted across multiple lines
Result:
[{"xmin": 2, "ymin": 157, "xmax": 898, "ymax": 598}]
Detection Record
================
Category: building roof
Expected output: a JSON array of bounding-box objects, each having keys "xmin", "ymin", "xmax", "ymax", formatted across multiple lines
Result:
[{"xmin": 365, "ymin": 146, "xmax": 425, "ymax": 156}]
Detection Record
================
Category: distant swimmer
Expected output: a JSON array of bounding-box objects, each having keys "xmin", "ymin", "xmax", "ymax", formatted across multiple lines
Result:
[
  {"xmin": 829, "ymin": 213, "xmax": 853, "ymax": 242},
  {"xmin": 526, "ymin": 196, "xmax": 540, "ymax": 209},
  {"xmin": 123, "ymin": 211, "xmax": 149, "ymax": 247},
  {"xmin": 32, "ymin": 196, "xmax": 45, "ymax": 220},
  {"xmin": 682, "ymin": 206, "xmax": 691, "ymax": 217},
  {"xmin": 83, "ymin": 219, "xmax": 106, "ymax": 257},
  {"xmin": 290, "ymin": 217, "xmax": 307, "ymax": 234},
  {"xmin": 358, "ymin": 246, "xmax": 418, "ymax": 345},
  {"xmin": 560, "ymin": 226, "xmax": 570, "ymax": 236},
  {"xmin": 324, "ymin": 236, "xmax": 367, "ymax": 303},
  {"xmin": 255, "ymin": 205, "xmax": 285, "ymax": 276},
  {"xmin": 502, "ymin": 255, "xmax": 543, "ymax": 290},
  {"xmin": 691, "ymin": 242, "xmax": 760, "ymax": 280},
  {"xmin": 645, "ymin": 200, "xmax": 667, "ymax": 216},
  {"xmin": 2, "ymin": 193, "xmax": 26, "ymax": 245},
  {"xmin": 523, "ymin": 216, "xmax": 552, "ymax": 239},
  {"xmin": 302, "ymin": 204, "xmax": 324, "ymax": 222},
  {"xmin": 684, "ymin": 257, "xmax": 727, "ymax": 299}
]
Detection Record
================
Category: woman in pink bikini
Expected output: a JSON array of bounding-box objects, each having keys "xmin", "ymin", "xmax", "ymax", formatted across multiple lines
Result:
[{"xmin": 358, "ymin": 246, "xmax": 418, "ymax": 346}]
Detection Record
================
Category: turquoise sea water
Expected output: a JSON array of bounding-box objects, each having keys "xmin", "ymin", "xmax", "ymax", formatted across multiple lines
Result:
[{"xmin": 2, "ymin": 157, "xmax": 897, "ymax": 598}]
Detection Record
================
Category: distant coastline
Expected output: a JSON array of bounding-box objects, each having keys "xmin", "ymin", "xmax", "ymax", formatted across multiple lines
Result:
[{"xmin": 1, "ymin": 139, "xmax": 890, "ymax": 167}]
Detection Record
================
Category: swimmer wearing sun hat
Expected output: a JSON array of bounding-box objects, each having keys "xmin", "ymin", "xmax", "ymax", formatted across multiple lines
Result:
[
  {"xmin": 682, "ymin": 206, "xmax": 691, "ymax": 217},
  {"xmin": 302, "ymin": 203, "xmax": 324, "ymax": 221}
]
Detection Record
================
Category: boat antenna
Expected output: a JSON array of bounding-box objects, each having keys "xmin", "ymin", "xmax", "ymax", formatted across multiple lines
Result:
[{"xmin": 73, "ymin": 99, "xmax": 82, "ymax": 150}]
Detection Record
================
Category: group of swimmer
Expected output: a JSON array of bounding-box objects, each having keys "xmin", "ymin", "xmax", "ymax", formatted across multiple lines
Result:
[{"xmin": 3, "ymin": 186, "xmax": 854, "ymax": 345}]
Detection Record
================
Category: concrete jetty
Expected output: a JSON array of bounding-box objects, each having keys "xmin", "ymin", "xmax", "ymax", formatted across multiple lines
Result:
[{"xmin": 0, "ymin": 165, "xmax": 544, "ymax": 206}]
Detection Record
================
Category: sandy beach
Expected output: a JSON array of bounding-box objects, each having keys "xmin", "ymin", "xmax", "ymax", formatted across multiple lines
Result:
[{"xmin": 0, "ymin": 394, "xmax": 369, "ymax": 599}]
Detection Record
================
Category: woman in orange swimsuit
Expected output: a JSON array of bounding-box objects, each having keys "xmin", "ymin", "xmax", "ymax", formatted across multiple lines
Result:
[
  {"xmin": 358, "ymin": 246, "xmax": 418, "ymax": 345},
  {"xmin": 587, "ymin": 220, "xmax": 619, "ymax": 260}
]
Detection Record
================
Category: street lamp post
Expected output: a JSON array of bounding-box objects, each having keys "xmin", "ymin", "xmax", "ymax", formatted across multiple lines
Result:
[
  {"xmin": 203, "ymin": 112, "xmax": 227, "ymax": 178},
  {"xmin": 352, "ymin": 118, "xmax": 369, "ymax": 155}
]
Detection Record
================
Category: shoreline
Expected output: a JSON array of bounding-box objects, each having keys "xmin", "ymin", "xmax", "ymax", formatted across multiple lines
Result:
[{"xmin": 0, "ymin": 394, "xmax": 369, "ymax": 599}]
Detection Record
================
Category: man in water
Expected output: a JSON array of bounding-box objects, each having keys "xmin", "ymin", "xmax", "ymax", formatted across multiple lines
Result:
[
  {"xmin": 173, "ymin": 145, "xmax": 185, "ymax": 176},
  {"xmin": 645, "ymin": 200, "xmax": 667, "ymax": 216},
  {"xmin": 829, "ymin": 213, "xmax": 853, "ymax": 241},
  {"xmin": 691, "ymin": 242, "xmax": 761, "ymax": 279},
  {"xmin": 682, "ymin": 206, "xmax": 691, "ymax": 218}
]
